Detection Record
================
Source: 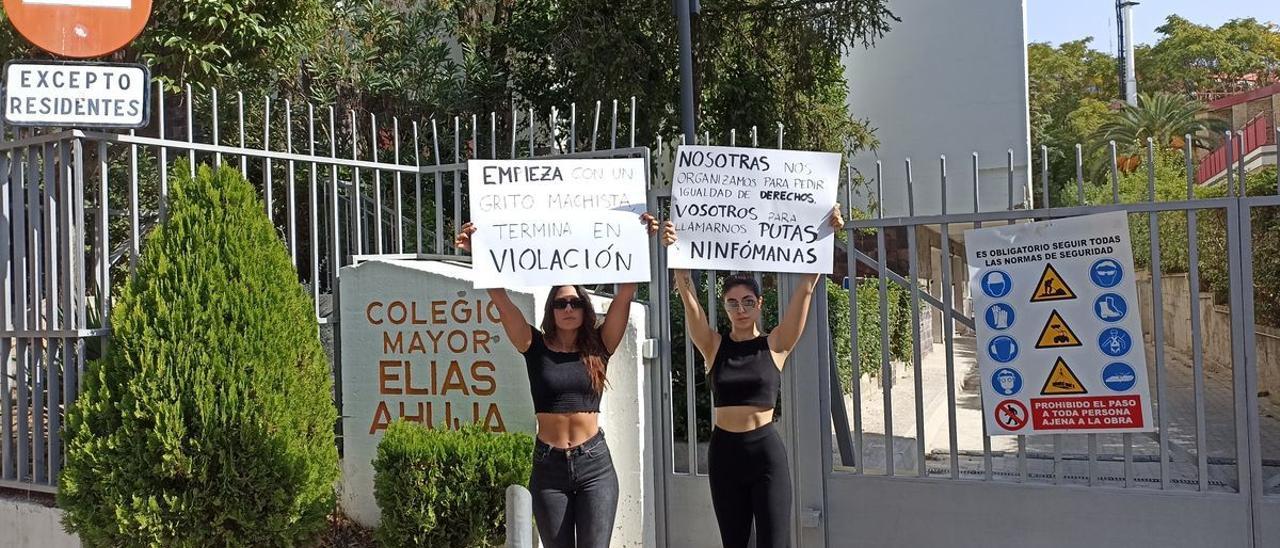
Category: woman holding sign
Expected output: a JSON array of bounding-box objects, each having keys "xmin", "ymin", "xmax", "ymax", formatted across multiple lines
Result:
[
  {"xmin": 455, "ymin": 213, "xmax": 657, "ymax": 548},
  {"xmin": 660, "ymin": 205, "xmax": 843, "ymax": 548}
]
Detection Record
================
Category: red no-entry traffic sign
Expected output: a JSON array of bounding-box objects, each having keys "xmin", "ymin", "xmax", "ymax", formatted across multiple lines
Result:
[{"xmin": 3, "ymin": 0, "xmax": 152, "ymax": 58}]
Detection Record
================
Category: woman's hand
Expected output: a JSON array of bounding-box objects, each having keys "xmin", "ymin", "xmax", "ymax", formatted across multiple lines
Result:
[
  {"xmin": 454, "ymin": 222, "xmax": 477, "ymax": 253},
  {"xmin": 829, "ymin": 204, "xmax": 845, "ymax": 231},
  {"xmin": 661, "ymin": 220, "xmax": 678, "ymax": 248},
  {"xmin": 641, "ymin": 212, "xmax": 659, "ymax": 236}
]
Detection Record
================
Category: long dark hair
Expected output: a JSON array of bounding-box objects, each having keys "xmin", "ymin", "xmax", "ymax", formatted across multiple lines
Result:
[{"xmin": 540, "ymin": 285, "xmax": 609, "ymax": 393}]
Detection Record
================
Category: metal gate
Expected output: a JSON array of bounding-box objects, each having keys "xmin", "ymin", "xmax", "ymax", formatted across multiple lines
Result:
[{"xmin": 648, "ymin": 133, "xmax": 1280, "ymax": 547}]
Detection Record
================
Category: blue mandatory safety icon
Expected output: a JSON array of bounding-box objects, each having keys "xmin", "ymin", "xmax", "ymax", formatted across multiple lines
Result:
[
  {"xmin": 991, "ymin": 367, "xmax": 1024, "ymax": 396},
  {"xmin": 988, "ymin": 336, "xmax": 1020, "ymax": 363},
  {"xmin": 1093, "ymin": 292, "xmax": 1128, "ymax": 323},
  {"xmin": 1102, "ymin": 362, "xmax": 1137, "ymax": 392},
  {"xmin": 1090, "ymin": 258, "xmax": 1124, "ymax": 288},
  {"xmin": 1098, "ymin": 327, "xmax": 1133, "ymax": 357},
  {"xmin": 981, "ymin": 270, "xmax": 1013, "ymax": 298},
  {"xmin": 984, "ymin": 303, "xmax": 1016, "ymax": 331}
]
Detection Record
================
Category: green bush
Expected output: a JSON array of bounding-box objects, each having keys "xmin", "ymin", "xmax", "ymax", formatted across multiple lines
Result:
[
  {"xmin": 373, "ymin": 421, "xmax": 534, "ymax": 547},
  {"xmin": 847, "ymin": 280, "xmax": 914, "ymax": 387},
  {"xmin": 58, "ymin": 164, "xmax": 339, "ymax": 547}
]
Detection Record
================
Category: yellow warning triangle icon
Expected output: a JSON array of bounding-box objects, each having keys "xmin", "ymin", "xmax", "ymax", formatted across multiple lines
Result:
[
  {"xmin": 1040, "ymin": 357, "xmax": 1088, "ymax": 395},
  {"xmin": 1035, "ymin": 310, "xmax": 1082, "ymax": 349},
  {"xmin": 1030, "ymin": 263, "xmax": 1076, "ymax": 302}
]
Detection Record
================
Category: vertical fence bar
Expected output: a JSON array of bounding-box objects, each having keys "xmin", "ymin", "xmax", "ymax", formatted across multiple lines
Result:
[
  {"xmin": 157, "ymin": 84, "xmax": 168, "ymax": 217},
  {"xmin": 1184, "ymin": 135, "xmax": 1209, "ymax": 492},
  {"xmin": 73, "ymin": 138, "xmax": 86, "ymax": 387},
  {"xmin": 238, "ymin": 92, "xmax": 247, "ymax": 176},
  {"xmin": 394, "ymin": 118, "xmax": 404, "ymax": 253},
  {"xmin": 847, "ymin": 163, "xmax": 863, "ymax": 474},
  {"xmin": 1224, "ymin": 132, "xmax": 1235, "ymax": 196},
  {"xmin": 129, "ymin": 129, "xmax": 139, "ymax": 271},
  {"xmin": 308, "ymin": 104, "xmax": 321, "ymax": 318},
  {"xmin": 263, "ymin": 97, "xmax": 273, "ymax": 217},
  {"xmin": 569, "ymin": 104, "xmax": 576, "ymax": 154},
  {"xmin": 490, "ymin": 112, "xmax": 497, "ymax": 161},
  {"xmin": 186, "ymin": 84, "xmax": 195, "ymax": 176},
  {"xmin": 1109, "ymin": 140, "xmax": 1119, "ymax": 204},
  {"xmin": 610, "ymin": 100, "xmax": 618, "ymax": 150},
  {"xmin": 351, "ymin": 111, "xmax": 364, "ymax": 255},
  {"xmin": 876, "ymin": 161, "xmax": 894, "ymax": 476},
  {"xmin": 328, "ymin": 107, "xmax": 341, "ymax": 307},
  {"xmin": 1075, "ymin": 143, "xmax": 1085, "ymax": 204},
  {"xmin": 287, "ymin": 101, "xmax": 299, "ymax": 266},
  {"xmin": 510, "ymin": 105, "xmax": 518, "ymax": 159},
  {"xmin": 27, "ymin": 143, "xmax": 42, "ymax": 485},
  {"xmin": 212, "ymin": 88, "xmax": 221, "ymax": 167},
  {"xmin": 372, "ymin": 114, "xmax": 383, "ymax": 254},
  {"xmin": 413, "ymin": 121, "xmax": 423, "ymax": 254},
  {"xmin": 912, "ymin": 159, "xmax": 927, "ymax": 478},
  {"xmin": 591, "ymin": 101, "xmax": 601, "ymax": 151},
  {"xmin": 1146, "ymin": 138, "xmax": 1170, "ymax": 490},
  {"xmin": 974, "ymin": 152, "xmax": 992, "ymax": 480},
  {"xmin": 431, "ymin": 120, "xmax": 443, "ymax": 252},
  {"xmin": 35, "ymin": 143, "xmax": 51, "ymax": 484},
  {"xmin": 453, "ymin": 117, "xmax": 462, "ymax": 252},
  {"xmin": 0, "ymin": 144, "xmax": 12, "ymax": 481},
  {"xmin": 528, "ymin": 107, "xmax": 535, "ymax": 157},
  {"xmin": 44, "ymin": 141, "xmax": 61, "ymax": 482},
  {"xmin": 13, "ymin": 139, "xmax": 29, "ymax": 482},
  {"xmin": 1236, "ymin": 130, "xmax": 1246, "ymax": 194},
  {"xmin": 1040, "ymin": 145, "xmax": 1049, "ymax": 208},
  {"xmin": 630, "ymin": 97, "xmax": 637, "ymax": 148},
  {"xmin": 939, "ymin": 156, "xmax": 959, "ymax": 479},
  {"xmin": 59, "ymin": 139, "xmax": 75, "ymax": 467}
]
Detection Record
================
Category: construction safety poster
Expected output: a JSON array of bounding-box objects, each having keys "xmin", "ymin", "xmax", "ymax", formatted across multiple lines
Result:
[{"xmin": 965, "ymin": 211, "xmax": 1153, "ymax": 435}]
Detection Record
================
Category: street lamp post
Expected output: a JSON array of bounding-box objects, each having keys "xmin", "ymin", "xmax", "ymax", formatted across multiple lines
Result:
[{"xmin": 675, "ymin": 0, "xmax": 697, "ymax": 143}]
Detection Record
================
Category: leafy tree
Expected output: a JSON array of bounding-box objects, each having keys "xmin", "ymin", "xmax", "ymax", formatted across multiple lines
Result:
[
  {"xmin": 1091, "ymin": 92, "xmax": 1229, "ymax": 154},
  {"xmin": 1138, "ymin": 16, "xmax": 1280, "ymax": 94}
]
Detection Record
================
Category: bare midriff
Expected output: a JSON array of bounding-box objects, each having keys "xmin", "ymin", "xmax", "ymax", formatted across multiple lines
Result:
[
  {"xmin": 713, "ymin": 405, "xmax": 774, "ymax": 433},
  {"xmin": 536, "ymin": 412, "xmax": 601, "ymax": 448}
]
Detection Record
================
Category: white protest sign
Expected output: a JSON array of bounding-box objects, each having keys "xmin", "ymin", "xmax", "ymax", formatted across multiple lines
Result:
[
  {"xmin": 2, "ymin": 61, "xmax": 149, "ymax": 128},
  {"xmin": 668, "ymin": 145, "xmax": 840, "ymax": 273},
  {"xmin": 965, "ymin": 211, "xmax": 1152, "ymax": 436},
  {"xmin": 467, "ymin": 158, "xmax": 650, "ymax": 288}
]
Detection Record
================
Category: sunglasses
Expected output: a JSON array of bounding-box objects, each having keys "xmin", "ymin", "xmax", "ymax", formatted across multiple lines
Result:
[
  {"xmin": 552, "ymin": 298, "xmax": 586, "ymax": 311},
  {"xmin": 724, "ymin": 298, "xmax": 758, "ymax": 312}
]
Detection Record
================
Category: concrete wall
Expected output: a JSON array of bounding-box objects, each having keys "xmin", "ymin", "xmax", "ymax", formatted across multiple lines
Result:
[
  {"xmin": 843, "ymin": 0, "xmax": 1031, "ymax": 217},
  {"xmin": 1135, "ymin": 272, "xmax": 1280, "ymax": 404},
  {"xmin": 0, "ymin": 496, "xmax": 78, "ymax": 548}
]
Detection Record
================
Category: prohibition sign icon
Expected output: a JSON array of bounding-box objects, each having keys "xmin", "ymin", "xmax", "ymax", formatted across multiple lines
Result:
[
  {"xmin": 3, "ymin": 0, "xmax": 153, "ymax": 58},
  {"xmin": 995, "ymin": 399, "xmax": 1028, "ymax": 431}
]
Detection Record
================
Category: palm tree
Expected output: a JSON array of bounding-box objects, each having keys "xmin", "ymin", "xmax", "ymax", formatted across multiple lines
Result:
[{"xmin": 1087, "ymin": 92, "xmax": 1230, "ymax": 177}]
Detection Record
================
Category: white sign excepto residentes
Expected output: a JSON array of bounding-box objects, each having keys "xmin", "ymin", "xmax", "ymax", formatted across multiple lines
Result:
[
  {"xmin": 668, "ymin": 145, "xmax": 841, "ymax": 274},
  {"xmin": 467, "ymin": 157, "xmax": 651, "ymax": 289},
  {"xmin": 2, "ymin": 61, "xmax": 149, "ymax": 128},
  {"xmin": 965, "ymin": 211, "xmax": 1153, "ymax": 435}
]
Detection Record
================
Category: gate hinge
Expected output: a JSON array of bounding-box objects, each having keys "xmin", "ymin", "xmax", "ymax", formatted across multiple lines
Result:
[{"xmin": 800, "ymin": 507, "xmax": 823, "ymax": 529}]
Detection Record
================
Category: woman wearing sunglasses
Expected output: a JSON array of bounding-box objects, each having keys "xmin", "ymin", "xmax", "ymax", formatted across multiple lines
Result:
[
  {"xmin": 454, "ymin": 213, "xmax": 657, "ymax": 548},
  {"xmin": 660, "ymin": 205, "xmax": 843, "ymax": 548}
]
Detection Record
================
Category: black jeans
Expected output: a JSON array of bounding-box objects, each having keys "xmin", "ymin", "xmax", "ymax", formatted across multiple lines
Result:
[
  {"xmin": 529, "ymin": 429, "xmax": 620, "ymax": 548},
  {"xmin": 708, "ymin": 423, "xmax": 792, "ymax": 548}
]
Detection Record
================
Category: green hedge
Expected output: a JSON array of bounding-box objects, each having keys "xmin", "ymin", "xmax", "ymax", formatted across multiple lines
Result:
[
  {"xmin": 373, "ymin": 421, "xmax": 534, "ymax": 548},
  {"xmin": 58, "ymin": 164, "xmax": 338, "ymax": 547}
]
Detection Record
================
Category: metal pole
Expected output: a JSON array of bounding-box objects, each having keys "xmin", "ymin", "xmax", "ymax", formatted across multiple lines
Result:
[{"xmin": 675, "ymin": 0, "xmax": 697, "ymax": 142}]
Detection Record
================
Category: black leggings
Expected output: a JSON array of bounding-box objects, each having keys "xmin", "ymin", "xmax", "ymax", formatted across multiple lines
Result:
[{"xmin": 708, "ymin": 423, "xmax": 792, "ymax": 548}]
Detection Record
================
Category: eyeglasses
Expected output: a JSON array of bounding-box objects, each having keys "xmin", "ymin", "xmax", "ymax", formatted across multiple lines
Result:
[
  {"xmin": 724, "ymin": 298, "xmax": 758, "ymax": 312},
  {"xmin": 552, "ymin": 298, "xmax": 586, "ymax": 311}
]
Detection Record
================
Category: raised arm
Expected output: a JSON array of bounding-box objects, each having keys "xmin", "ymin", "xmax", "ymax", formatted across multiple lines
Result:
[
  {"xmin": 768, "ymin": 204, "xmax": 845, "ymax": 355},
  {"xmin": 457, "ymin": 222, "xmax": 532, "ymax": 352},
  {"xmin": 663, "ymin": 221, "xmax": 719, "ymax": 360},
  {"xmin": 599, "ymin": 213, "xmax": 659, "ymax": 354}
]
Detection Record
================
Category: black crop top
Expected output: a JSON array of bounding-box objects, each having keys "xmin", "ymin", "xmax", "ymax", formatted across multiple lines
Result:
[
  {"xmin": 521, "ymin": 326, "xmax": 603, "ymax": 413},
  {"xmin": 709, "ymin": 334, "xmax": 780, "ymax": 408}
]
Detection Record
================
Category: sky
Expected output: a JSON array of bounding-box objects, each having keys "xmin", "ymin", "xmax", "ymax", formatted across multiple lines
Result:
[{"xmin": 1027, "ymin": 0, "xmax": 1278, "ymax": 50}]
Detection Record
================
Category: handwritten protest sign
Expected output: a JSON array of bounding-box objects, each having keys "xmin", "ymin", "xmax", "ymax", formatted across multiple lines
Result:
[
  {"xmin": 467, "ymin": 158, "xmax": 650, "ymax": 288},
  {"xmin": 668, "ymin": 145, "xmax": 841, "ymax": 273}
]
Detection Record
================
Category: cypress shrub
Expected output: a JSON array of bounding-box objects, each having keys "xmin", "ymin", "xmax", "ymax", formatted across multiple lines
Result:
[{"xmin": 58, "ymin": 164, "xmax": 339, "ymax": 547}]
